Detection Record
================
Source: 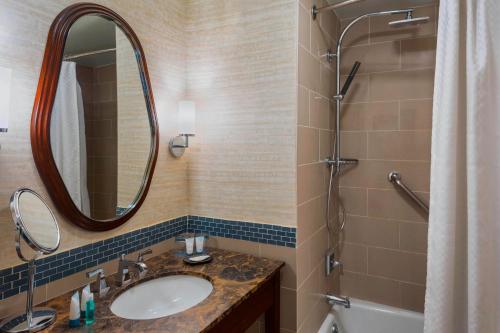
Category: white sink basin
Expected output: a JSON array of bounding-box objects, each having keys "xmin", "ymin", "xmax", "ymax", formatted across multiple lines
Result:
[{"xmin": 110, "ymin": 275, "xmax": 213, "ymax": 320}]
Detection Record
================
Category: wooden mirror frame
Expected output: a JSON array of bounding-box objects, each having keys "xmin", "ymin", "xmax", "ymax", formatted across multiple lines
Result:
[{"xmin": 31, "ymin": 3, "xmax": 159, "ymax": 231}]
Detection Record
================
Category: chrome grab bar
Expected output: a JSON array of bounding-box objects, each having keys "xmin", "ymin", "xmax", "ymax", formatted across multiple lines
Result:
[{"xmin": 388, "ymin": 171, "xmax": 429, "ymax": 215}]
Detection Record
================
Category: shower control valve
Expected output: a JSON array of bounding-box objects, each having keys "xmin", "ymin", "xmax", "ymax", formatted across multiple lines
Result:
[{"xmin": 326, "ymin": 249, "xmax": 343, "ymax": 276}]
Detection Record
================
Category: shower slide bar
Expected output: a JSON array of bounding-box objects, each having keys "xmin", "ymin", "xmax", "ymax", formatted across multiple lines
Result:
[{"xmin": 388, "ymin": 171, "xmax": 429, "ymax": 215}]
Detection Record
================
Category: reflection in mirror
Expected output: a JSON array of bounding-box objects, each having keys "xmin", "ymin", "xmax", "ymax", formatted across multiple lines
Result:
[
  {"xmin": 50, "ymin": 15, "xmax": 152, "ymax": 222},
  {"xmin": 16, "ymin": 190, "xmax": 60, "ymax": 252}
]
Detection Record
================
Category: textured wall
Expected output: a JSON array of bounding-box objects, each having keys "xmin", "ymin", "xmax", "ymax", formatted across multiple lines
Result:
[
  {"xmin": 296, "ymin": 0, "xmax": 339, "ymax": 332},
  {"xmin": 338, "ymin": 3, "xmax": 437, "ymax": 312},
  {"xmin": 0, "ymin": 0, "xmax": 188, "ymax": 269},
  {"xmin": 186, "ymin": 0, "xmax": 298, "ymax": 227}
]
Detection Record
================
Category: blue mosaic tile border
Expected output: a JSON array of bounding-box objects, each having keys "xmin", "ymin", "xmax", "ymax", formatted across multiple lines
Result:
[
  {"xmin": 187, "ymin": 215, "xmax": 296, "ymax": 248},
  {"xmin": 0, "ymin": 215, "xmax": 296, "ymax": 301},
  {"xmin": 0, "ymin": 216, "xmax": 187, "ymax": 301}
]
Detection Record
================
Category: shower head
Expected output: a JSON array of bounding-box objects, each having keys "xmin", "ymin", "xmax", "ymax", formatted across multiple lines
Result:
[{"xmin": 388, "ymin": 11, "xmax": 430, "ymax": 28}]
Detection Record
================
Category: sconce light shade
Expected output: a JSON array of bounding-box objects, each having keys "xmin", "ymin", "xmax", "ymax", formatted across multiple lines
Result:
[
  {"xmin": 0, "ymin": 66, "xmax": 12, "ymax": 132},
  {"xmin": 178, "ymin": 100, "xmax": 196, "ymax": 135},
  {"xmin": 169, "ymin": 100, "xmax": 196, "ymax": 158}
]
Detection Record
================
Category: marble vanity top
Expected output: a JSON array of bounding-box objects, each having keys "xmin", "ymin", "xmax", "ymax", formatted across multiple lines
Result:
[{"xmin": 39, "ymin": 247, "xmax": 283, "ymax": 332}]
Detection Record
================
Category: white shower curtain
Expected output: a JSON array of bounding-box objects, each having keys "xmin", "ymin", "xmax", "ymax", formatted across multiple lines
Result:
[
  {"xmin": 50, "ymin": 61, "xmax": 90, "ymax": 215},
  {"xmin": 424, "ymin": 1, "xmax": 500, "ymax": 332}
]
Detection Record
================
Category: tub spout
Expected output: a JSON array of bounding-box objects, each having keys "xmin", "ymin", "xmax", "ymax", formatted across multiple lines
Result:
[{"xmin": 326, "ymin": 293, "xmax": 351, "ymax": 308}]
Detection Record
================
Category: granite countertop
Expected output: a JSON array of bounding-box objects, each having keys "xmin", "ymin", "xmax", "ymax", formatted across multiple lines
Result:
[{"xmin": 41, "ymin": 247, "xmax": 284, "ymax": 332}]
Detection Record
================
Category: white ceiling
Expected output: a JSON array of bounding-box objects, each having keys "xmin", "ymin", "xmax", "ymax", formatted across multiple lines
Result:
[{"xmin": 326, "ymin": 0, "xmax": 437, "ymax": 19}]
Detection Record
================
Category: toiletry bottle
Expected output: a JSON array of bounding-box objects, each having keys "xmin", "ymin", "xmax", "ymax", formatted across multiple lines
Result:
[
  {"xmin": 85, "ymin": 293, "xmax": 95, "ymax": 325},
  {"xmin": 80, "ymin": 284, "xmax": 90, "ymax": 318},
  {"xmin": 69, "ymin": 291, "xmax": 81, "ymax": 328}
]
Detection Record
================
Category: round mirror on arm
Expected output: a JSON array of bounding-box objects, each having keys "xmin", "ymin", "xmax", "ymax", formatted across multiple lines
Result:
[{"xmin": 0, "ymin": 189, "xmax": 60, "ymax": 333}]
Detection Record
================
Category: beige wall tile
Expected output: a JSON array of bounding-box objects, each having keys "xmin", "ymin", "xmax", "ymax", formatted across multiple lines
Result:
[
  {"xmin": 399, "ymin": 222, "xmax": 428, "ymax": 253},
  {"xmin": 368, "ymin": 188, "xmax": 428, "ymax": 222},
  {"xmin": 309, "ymin": 226, "xmax": 328, "ymax": 269},
  {"xmin": 343, "ymin": 215, "xmax": 399, "ymax": 249},
  {"xmin": 298, "ymin": 163, "xmax": 325, "ymax": 204},
  {"xmin": 340, "ymin": 271, "xmax": 401, "ymax": 307},
  {"xmin": 341, "ymin": 41, "xmax": 401, "ymax": 74},
  {"xmin": 402, "ymin": 36, "xmax": 437, "ymax": 69},
  {"xmin": 340, "ymin": 160, "xmax": 431, "ymax": 192},
  {"xmin": 297, "ymin": 295, "xmax": 330, "ymax": 333},
  {"xmin": 400, "ymin": 282, "xmax": 425, "ymax": 312},
  {"xmin": 299, "ymin": 4, "xmax": 311, "ymax": 50},
  {"xmin": 369, "ymin": 69, "xmax": 435, "ymax": 101},
  {"xmin": 298, "ymin": 85, "xmax": 310, "ymax": 126},
  {"xmin": 319, "ymin": 62, "xmax": 335, "ymax": 97},
  {"xmin": 319, "ymin": 129, "xmax": 333, "ymax": 160},
  {"xmin": 212, "ymin": 236, "xmax": 260, "ymax": 257},
  {"xmin": 341, "ymin": 101, "xmax": 399, "ymax": 130},
  {"xmin": 339, "ymin": 187, "xmax": 367, "ymax": 216},
  {"xmin": 400, "ymin": 99, "xmax": 433, "ymax": 130},
  {"xmin": 311, "ymin": 17, "xmax": 333, "ymax": 58},
  {"xmin": 259, "ymin": 244, "xmax": 297, "ymax": 290},
  {"xmin": 281, "ymin": 287, "xmax": 298, "ymax": 331},
  {"xmin": 310, "ymin": 93, "xmax": 330, "ymax": 129},
  {"xmin": 340, "ymin": 131, "xmax": 367, "ymax": 159},
  {"xmin": 340, "ymin": 242, "xmax": 367, "ymax": 273},
  {"xmin": 297, "ymin": 195, "xmax": 326, "ymax": 245},
  {"xmin": 298, "ymin": 126, "xmax": 320, "ymax": 165},
  {"xmin": 369, "ymin": 5, "xmax": 437, "ymax": 43},
  {"xmin": 367, "ymin": 247, "xmax": 427, "ymax": 284},
  {"xmin": 296, "ymin": 241, "xmax": 311, "ymax": 286},
  {"xmin": 341, "ymin": 73, "xmax": 370, "ymax": 103},
  {"xmin": 297, "ymin": 266, "xmax": 322, "ymax": 327},
  {"xmin": 299, "ymin": 46, "xmax": 320, "ymax": 91},
  {"xmin": 367, "ymin": 131, "xmax": 431, "ymax": 161}
]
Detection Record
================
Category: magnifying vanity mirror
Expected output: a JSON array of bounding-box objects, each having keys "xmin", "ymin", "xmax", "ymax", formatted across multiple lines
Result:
[
  {"xmin": 0, "ymin": 189, "xmax": 60, "ymax": 333},
  {"xmin": 31, "ymin": 4, "xmax": 159, "ymax": 231}
]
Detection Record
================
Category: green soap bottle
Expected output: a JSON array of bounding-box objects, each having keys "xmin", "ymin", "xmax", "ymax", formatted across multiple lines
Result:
[{"xmin": 85, "ymin": 293, "xmax": 95, "ymax": 325}]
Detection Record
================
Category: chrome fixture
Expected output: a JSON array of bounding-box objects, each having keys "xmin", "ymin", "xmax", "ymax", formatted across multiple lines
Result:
[
  {"xmin": 169, "ymin": 100, "xmax": 196, "ymax": 158},
  {"xmin": 86, "ymin": 268, "xmax": 110, "ymax": 298},
  {"xmin": 312, "ymin": 0, "xmax": 366, "ymax": 20},
  {"xmin": 320, "ymin": 49, "xmax": 336, "ymax": 63},
  {"xmin": 63, "ymin": 47, "xmax": 116, "ymax": 61},
  {"xmin": 116, "ymin": 249, "xmax": 151, "ymax": 287},
  {"xmin": 325, "ymin": 248, "xmax": 343, "ymax": 276},
  {"xmin": 326, "ymin": 293, "xmax": 351, "ymax": 308},
  {"xmin": 323, "ymin": 7, "xmax": 430, "ymax": 242},
  {"xmin": 389, "ymin": 11, "xmax": 430, "ymax": 28},
  {"xmin": 0, "ymin": 189, "xmax": 60, "ymax": 333},
  {"xmin": 388, "ymin": 171, "xmax": 429, "ymax": 215}
]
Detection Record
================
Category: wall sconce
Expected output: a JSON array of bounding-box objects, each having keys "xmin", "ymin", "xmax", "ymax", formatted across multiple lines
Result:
[
  {"xmin": 0, "ymin": 66, "xmax": 12, "ymax": 133},
  {"xmin": 169, "ymin": 100, "xmax": 196, "ymax": 158}
]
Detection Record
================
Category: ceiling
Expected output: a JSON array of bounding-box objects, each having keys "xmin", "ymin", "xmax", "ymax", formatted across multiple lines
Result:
[{"xmin": 326, "ymin": 0, "xmax": 437, "ymax": 19}]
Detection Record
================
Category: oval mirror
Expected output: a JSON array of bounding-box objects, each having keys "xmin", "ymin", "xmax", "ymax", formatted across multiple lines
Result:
[
  {"xmin": 31, "ymin": 4, "xmax": 159, "ymax": 231},
  {"xmin": 11, "ymin": 188, "xmax": 60, "ymax": 256}
]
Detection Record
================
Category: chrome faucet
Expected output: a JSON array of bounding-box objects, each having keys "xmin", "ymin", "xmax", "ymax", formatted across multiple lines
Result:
[
  {"xmin": 326, "ymin": 293, "xmax": 351, "ymax": 308},
  {"xmin": 116, "ymin": 249, "xmax": 152, "ymax": 287},
  {"xmin": 86, "ymin": 268, "xmax": 110, "ymax": 298}
]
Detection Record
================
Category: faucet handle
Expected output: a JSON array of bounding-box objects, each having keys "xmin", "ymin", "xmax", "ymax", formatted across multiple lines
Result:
[
  {"xmin": 137, "ymin": 248, "xmax": 152, "ymax": 262},
  {"xmin": 86, "ymin": 268, "xmax": 110, "ymax": 298}
]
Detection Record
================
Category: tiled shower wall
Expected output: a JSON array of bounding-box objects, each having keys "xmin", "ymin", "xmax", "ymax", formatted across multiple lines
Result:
[
  {"xmin": 338, "ymin": 3, "xmax": 437, "ymax": 312},
  {"xmin": 296, "ymin": 1, "xmax": 338, "ymax": 332}
]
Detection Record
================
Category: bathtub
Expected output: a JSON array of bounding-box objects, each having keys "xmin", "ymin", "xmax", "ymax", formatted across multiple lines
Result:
[{"xmin": 318, "ymin": 298, "xmax": 424, "ymax": 333}]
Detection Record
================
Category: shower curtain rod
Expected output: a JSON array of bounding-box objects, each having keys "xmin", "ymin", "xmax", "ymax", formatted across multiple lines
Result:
[
  {"xmin": 312, "ymin": 0, "xmax": 365, "ymax": 19},
  {"xmin": 63, "ymin": 48, "xmax": 116, "ymax": 61}
]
